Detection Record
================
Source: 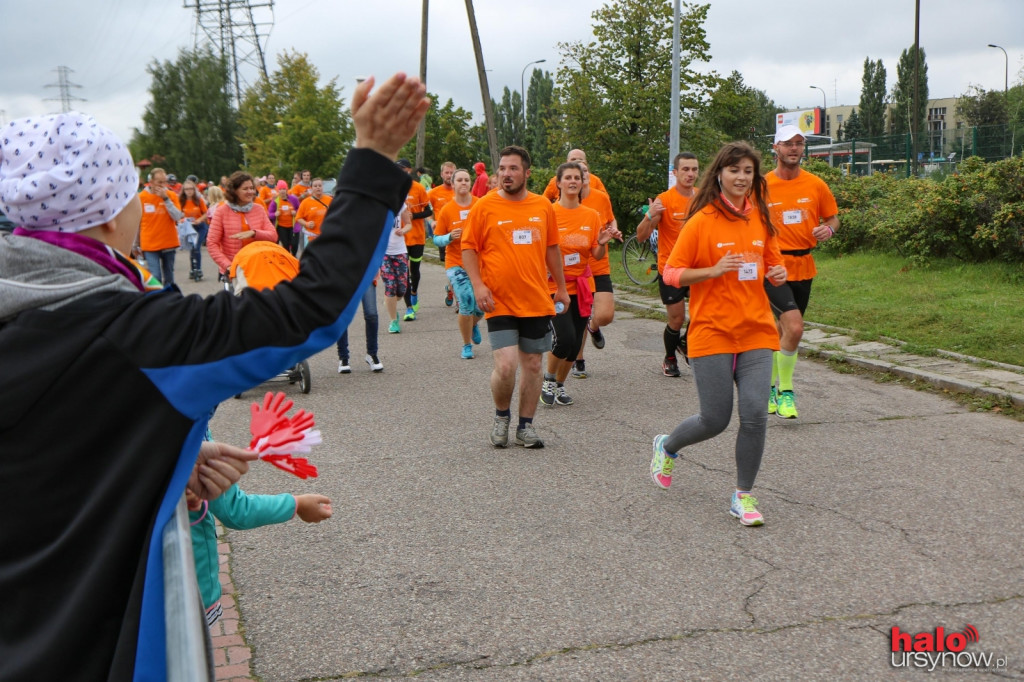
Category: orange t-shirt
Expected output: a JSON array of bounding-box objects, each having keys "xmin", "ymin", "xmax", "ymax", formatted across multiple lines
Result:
[
  {"xmin": 274, "ymin": 195, "xmax": 295, "ymax": 228},
  {"xmin": 138, "ymin": 189, "xmax": 182, "ymax": 252},
  {"xmin": 580, "ymin": 188, "xmax": 614, "ymax": 276},
  {"xmin": 180, "ymin": 196, "xmax": 207, "ymax": 223},
  {"xmin": 551, "ymin": 203, "xmax": 602, "ymax": 295},
  {"xmin": 765, "ymin": 169, "xmax": 838, "ymax": 281},
  {"xmin": 428, "ymin": 183, "xmax": 455, "ymax": 216},
  {"xmin": 404, "ymin": 181, "xmax": 431, "ymax": 247},
  {"xmin": 258, "ymin": 186, "xmax": 273, "ymax": 204},
  {"xmin": 543, "ymin": 172, "xmax": 607, "ymax": 202},
  {"xmin": 665, "ymin": 205, "xmax": 783, "ymax": 358},
  {"xmin": 433, "ymin": 196, "xmax": 477, "ymax": 270},
  {"xmin": 295, "ymin": 195, "xmax": 332, "ymax": 239},
  {"xmin": 461, "ymin": 192, "xmax": 560, "ymax": 319},
  {"xmin": 655, "ymin": 186, "xmax": 695, "ymax": 274},
  {"xmin": 289, "ymin": 183, "xmax": 309, "ymax": 198}
]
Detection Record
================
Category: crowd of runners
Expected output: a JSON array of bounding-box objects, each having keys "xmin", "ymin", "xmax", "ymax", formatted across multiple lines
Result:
[
  {"xmin": 1, "ymin": 68, "xmax": 846, "ymax": 677},
  {"xmin": 148, "ymin": 129, "xmax": 838, "ymax": 529}
]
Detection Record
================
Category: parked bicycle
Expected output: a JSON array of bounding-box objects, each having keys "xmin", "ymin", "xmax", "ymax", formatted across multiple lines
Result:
[{"xmin": 621, "ymin": 226, "xmax": 659, "ymax": 285}]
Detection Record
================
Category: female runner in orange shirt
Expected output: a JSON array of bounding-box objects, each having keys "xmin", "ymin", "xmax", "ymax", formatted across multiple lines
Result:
[
  {"xmin": 541, "ymin": 162, "xmax": 620, "ymax": 407},
  {"xmin": 649, "ymin": 141, "xmax": 787, "ymax": 527},
  {"xmin": 179, "ymin": 178, "xmax": 209, "ymax": 281}
]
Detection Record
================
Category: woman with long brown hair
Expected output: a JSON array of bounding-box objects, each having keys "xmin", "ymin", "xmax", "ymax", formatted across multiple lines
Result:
[{"xmin": 649, "ymin": 141, "xmax": 787, "ymax": 526}]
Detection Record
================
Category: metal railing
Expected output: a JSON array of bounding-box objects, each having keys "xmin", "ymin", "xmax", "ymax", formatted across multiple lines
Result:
[{"xmin": 162, "ymin": 496, "xmax": 214, "ymax": 681}]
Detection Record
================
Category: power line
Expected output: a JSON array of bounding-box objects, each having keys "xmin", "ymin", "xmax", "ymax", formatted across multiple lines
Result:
[
  {"xmin": 45, "ymin": 66, "xmax": 87, "ymax": 113},
  {"xmin": 183, "ymin": 0, "xmax": 274, "ymax": 107}
]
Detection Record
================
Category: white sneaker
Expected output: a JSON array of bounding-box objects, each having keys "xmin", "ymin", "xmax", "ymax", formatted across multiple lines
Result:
[
  {"xmin": 366, "ymin": 354, "xmax": 384, "ymax": 372},
  {"xmin": 338, "ymin": 359, "xmax": 351, "ymax": 374}
]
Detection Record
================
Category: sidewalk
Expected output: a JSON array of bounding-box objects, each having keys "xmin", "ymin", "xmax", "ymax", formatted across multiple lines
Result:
[{"xmin": 611, "ymin": 283, "xmax": 1024, "ymax": 409}]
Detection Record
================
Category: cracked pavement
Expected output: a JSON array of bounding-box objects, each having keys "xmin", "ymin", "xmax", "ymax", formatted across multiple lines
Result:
[{"xmin": 204, "ymin": 263, "xmax": 1024, "ymax": 680}]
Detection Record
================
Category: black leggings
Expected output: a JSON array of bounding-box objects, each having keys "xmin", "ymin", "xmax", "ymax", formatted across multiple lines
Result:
[
  {"xmin": 404, "ymin": 243, "xmax": 424, "ymax": 305},
  {"xmin": 277, "ymin": 226, "xmax": 296, "ymax": 255},
  {"xmin": 550, "ymin": 295, "xmax": 588, "ymax": 361}
]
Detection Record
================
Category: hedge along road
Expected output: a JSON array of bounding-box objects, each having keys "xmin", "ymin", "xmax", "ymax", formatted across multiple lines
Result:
[{"xmin": 200, "ymin": 259, "xmax": 1023, "ymax": 680}]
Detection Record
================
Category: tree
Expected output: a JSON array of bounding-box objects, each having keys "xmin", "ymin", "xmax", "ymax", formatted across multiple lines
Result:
[
  {"xmin": 130, "ymin": 45, "xmax": 241, "ymax": 180},
  {"xmin": 858, "ymin": 57, "xmax": 887, "ymax": 138},
  {"xmin": 703, "ymin": 70, "xmax": 779, "ymax": 145},
  {"xmin": 397, "ymin": 95, "xmax": 485, "ymax": 172},
  {"xmin": 491, "ymin": 87, "xmax": 525, "ymax": 148},
  {"xmin": 840, "ymin": 108, "xmax": 864, "ymax": 141},
  {"xmin": 552, "ymin": 0, "xmax": 717, "ymax": 222},
  {"xmin": 237, "ymin": 51, "xmax": 352, "ymax": 179},
  {"xmin": 957, "ymin": 86, "xmax": 1009, "ymax": 126},
  {"xmin": 889, "ymin": 45, "xmax": 928, "ymax": 141},
  {"xmin": 525, "ymin": 68, "xmax": 556, "ymax": 169}
]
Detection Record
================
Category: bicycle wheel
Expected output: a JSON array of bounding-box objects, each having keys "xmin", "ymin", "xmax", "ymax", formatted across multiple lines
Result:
[{"xmin": 622, "ymin": 236, "xmax": 658, "ymax": 285}]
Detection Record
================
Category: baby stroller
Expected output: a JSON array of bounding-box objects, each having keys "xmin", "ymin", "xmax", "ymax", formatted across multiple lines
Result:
[{"xmin": 229, "ymin": 241, "xmax": 311, "ymax": 394}]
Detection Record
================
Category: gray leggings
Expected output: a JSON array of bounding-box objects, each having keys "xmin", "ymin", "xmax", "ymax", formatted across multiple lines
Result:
[{"xmin": 664, "ymin": 348, "xmax": 773, "ymax": 490}]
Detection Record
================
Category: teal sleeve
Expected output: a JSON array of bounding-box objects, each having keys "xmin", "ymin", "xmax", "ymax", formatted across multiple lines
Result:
[
  {"xmin": 433, "ymin": 232, "xmax": 452, "ymax": 247},
  {"xmin": 209, "ymin": 484, "xmax": 296, "ymax": 530}
]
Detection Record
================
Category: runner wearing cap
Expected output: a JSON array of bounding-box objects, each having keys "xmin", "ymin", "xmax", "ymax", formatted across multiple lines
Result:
[{"xmin": 764, "ymin": 124, "xmax": 839, "ymax": 419}]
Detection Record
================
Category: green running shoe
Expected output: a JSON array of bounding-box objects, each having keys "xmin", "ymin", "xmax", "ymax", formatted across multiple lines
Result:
[
  {"xmin": 776, "ymin": 390, "xmax": 798, "ymax": 419},
  {"xmin": 768, "ymin": 386, "xmax": 778, "ymax": 414}
]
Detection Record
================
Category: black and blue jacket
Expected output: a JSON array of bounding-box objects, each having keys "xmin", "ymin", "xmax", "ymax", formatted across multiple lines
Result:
[{"xmin": 0, "ymin": 149, "xmax": 410, "ymax": 681}]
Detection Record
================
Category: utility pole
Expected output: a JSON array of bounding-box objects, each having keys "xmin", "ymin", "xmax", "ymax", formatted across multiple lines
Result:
[
  {"xmin": 415, "ymin": 0, "xmax": 428, "ymax": 169},
  {"xmin": 912, "ymin": 0, "xmax": 920, "ymax": 174},
  {"xmin": 45, "ymin": 66, "xmax": 86, "ymax": 113},
  {"xmin": 668, "ymin": 0, "xmax": 680, "ymax": 188},
  {"xmin": 464, "ymin": 0, "xmax": 499, "ymax": 172},
  {"xmin": 185, "ymin": 0, "xmax": 273, "ymax": 107}
]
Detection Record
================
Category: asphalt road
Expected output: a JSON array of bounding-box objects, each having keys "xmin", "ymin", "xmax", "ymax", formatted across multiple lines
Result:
[{"xmin": 190, "ymin": 257, "xmax": 1023, "ymax": 681}]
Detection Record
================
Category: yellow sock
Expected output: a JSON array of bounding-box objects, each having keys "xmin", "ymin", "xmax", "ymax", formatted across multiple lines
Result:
[
  {"xmin": 777, "ymin": 349, "xmax": 797, "ymax": 392},
  {"xmin": 771, "ymin": 351, "xmax": 780, "ymax": 388}
]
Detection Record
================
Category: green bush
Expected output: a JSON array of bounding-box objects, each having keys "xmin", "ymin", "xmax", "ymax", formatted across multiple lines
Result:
[{"xmin": 815, "ymin": 156, "xmax": 1024, "ymax": 263}]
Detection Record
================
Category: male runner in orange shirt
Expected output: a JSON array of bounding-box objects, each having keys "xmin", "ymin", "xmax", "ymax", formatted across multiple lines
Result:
[
  {"xmin": 429, "ymin": 161, "xmax": 457, "ymax": 304},
  {"xmin": 542, "ymin": 149, "xmax": 608, "ymax": 201},
  {"xmin": 638, "ymin": 152, "xmax": 699, "ymax": 377},
  {"xmin": 289, "ymin": 170, "xmax": 312, "ymax": 201},
  {"xmin": 295, "ymin": 178, "xmax": 333, "ymax": 243},
  {"xmin": 764, "ymin": 125, "xmax": 839, "ymax": 418},
  {"xmin": 138, "ymin": 167, "xmax": 183, "ymax": 287},
  {"xmin": 462, "ymin": 146, "xmax": 569, "ymax": 449}
]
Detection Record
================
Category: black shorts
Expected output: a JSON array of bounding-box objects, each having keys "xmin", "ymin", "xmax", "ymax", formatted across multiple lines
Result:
[
  {"xmin": 765, "ymin": 278, "xmax": 813, "ymax": 316},
  {"xmin": 658, "ymin": 274, "xmax": 689, "ymax": 305},
  {"xmin": 593, "ymin": 274, "xmax": 614, "ymax": 294},
  {"xmin": 486, "ymin": 315, "xmax": 553, "ymax": 353}
]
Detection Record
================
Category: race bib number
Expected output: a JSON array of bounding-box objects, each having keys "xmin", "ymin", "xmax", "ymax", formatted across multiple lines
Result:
[
  {"xmin": 144, "ymin": 204, "xmax": 156, "ymax": 214},
  {"xmin": 738, "ymin": 262, "xmax": 758, "ymax": 281},
  {"xmin": 459, "ymin": 210, "xmax": 470, "ymax": 220},
  {"xmin": 782, "ymin": 209, "xmax": 803, "ymax": 225},
  {"xmin": 512, "ymin": 229, "xmax": 533, "ymax": 245},
  {"xmin": 564, "ymin": 252, "xmax": 581, "ymax": 266}
]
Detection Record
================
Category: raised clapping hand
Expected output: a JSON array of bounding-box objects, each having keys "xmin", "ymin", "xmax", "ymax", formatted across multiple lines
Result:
[
  {"xmin": 713, "ymin": 250, "xmax": 745, "ymax": 277},
  {"xmin": 189, "ymin": 441, "xmax": 259, "ymax": 501},
  {"xmin": 351, "ymin": 73, "xmax": 431, "ymax": 160}
]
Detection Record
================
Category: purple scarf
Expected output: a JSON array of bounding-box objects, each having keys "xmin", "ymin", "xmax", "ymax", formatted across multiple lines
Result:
[{"xmin": 14, "ymin": 227, "xmax": 146, "ymax": 292}]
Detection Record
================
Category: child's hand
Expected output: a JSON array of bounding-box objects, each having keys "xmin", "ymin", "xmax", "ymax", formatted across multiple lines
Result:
[{"xmin": 295, "ymin": 494, "xmax": 332, "ymax": 523}]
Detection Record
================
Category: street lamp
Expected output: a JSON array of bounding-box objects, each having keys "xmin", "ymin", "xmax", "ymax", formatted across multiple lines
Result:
[
  {"xmin": 521, "ymin": 59, "xmax": 546, "ymax": 126},
  {"xmin": 809, "ymin": 85, "xmax": 827, "ymax": 136},
  {"xmin": 987, "ymin": 44, "xmax": 1008, "ymax": 94}
]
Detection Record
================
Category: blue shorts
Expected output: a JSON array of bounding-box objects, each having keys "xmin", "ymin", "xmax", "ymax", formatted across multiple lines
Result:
[{"xmin": 445, "ymin": 266, "xmax": 483, "ymax": 317}]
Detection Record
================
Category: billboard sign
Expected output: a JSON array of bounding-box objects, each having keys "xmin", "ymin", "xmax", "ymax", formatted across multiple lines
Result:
[{"xmin": 776, "ymin": 108, "xmax": 822, "ymax": 136}]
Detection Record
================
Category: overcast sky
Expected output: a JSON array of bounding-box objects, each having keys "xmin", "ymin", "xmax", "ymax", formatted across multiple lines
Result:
[{"xmin": 2, "ymin": 0, "xmax": 1022, "ymax": 144}]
